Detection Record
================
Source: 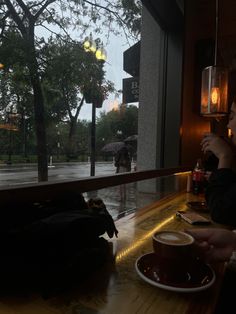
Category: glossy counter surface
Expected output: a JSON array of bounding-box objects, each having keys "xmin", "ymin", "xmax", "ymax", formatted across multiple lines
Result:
[{"xmin": 0, "ymin": 192, "xmax": 226, "ymax": 314}]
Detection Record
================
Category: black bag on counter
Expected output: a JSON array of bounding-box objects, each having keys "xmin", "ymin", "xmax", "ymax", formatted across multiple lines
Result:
[{"xmin": 0, "ymin": 192, "xmax": 118, "ymax": 297}]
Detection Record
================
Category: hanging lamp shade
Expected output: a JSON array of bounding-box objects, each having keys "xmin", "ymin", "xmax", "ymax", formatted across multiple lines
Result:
[
  {"xmin": 95, "ymin": 46, "xmax": 107, "ymax": 61},
  {"xmin": 201, "ymin": 65, "xmax": 228, "ymax": 117},
  {"xmin": 83, "ymin": 37, "xmax": 91, "ymax": 52},
  {"xmin": 83, "ymin": 33, "xmax": 96, "ymax": 53},
  {"xmin": 200, "ymin": 0, "xmax": 228, "ymax": 118},
  {"xmin": 89, "ymin": 40, "xmax": 97, "ymax": 53}
]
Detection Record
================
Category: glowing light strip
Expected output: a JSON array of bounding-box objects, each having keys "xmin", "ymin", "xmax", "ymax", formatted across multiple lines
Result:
[
  {"xmin": 174, "ymin": 171, "xmax": 191, "ymax": 176},
  {"xmin": 115, "ymin": 215, "xmax": 175, "ymax": 263}
]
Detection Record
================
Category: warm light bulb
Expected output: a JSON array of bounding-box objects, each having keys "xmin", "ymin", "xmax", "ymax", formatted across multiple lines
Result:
[
  {"xmin": 95, "ymin": 48, "xmax": 102, "ymax": 60},
  {"xmin": 83, "ymin": 37, "xmax": 91, "ymax": 52},
  {"xmin": 211, "ymin": 87, "xmax": 220, "ymax": 105},
  {"xmin": 228, "ymin": 129, "xmax": 232, "ymax": 138},
  {"xmin": 0, "ymin": 63, "xmax": 4, "ymax": 69},
  {"xmin": 89, "ymin": 40, "xmax": 96, "ymax": 53},
  {"xmin": 95, "ymin": 47, "xmax": 107, "ymax": 61},
  {"xmin": 101, "ymin": 49, "xmax": 107, "ymax": 61}
]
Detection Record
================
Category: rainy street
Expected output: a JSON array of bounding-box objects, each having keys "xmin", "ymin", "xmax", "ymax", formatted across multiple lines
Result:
[
  {"xmin": 0, "ymin": 161, "xmax": 117, "ymax": 186},
  {"xmin": 0, "ymin": 161, "xmax": 142, "ymax": 220}
]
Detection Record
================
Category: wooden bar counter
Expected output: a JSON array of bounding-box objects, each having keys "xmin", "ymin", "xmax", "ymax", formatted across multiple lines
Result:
[{"xmin": 0, "ymin": 192, "xmax": 227, "ymax": 314}]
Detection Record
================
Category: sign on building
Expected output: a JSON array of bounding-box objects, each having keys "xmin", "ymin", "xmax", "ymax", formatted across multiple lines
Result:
[{"xmin": 122, "ymin": 77, "xmax": 139, "ymax": 103}]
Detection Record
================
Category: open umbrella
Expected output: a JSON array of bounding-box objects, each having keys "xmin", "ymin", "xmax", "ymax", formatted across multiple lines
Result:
[
  {"xmin": 124, "ymin": 134, "xmax": 138, "ymax": 142},
  {"xmin": 101, "ymin": 141, "xmax": 126, "ymax": 154}
]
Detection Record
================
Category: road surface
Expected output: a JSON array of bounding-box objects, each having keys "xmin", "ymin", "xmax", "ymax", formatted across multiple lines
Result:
[{"xmin": 0, "ymin": 161, "xmax": 116, "ymax": 186}]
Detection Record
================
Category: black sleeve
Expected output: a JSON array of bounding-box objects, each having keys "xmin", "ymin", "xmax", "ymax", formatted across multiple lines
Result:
[
  {"xmin": 115, "ymin": 152, "xmax": 119, "ymax": 162},
  {"xmin": 205, "ymin": 168, "xmax": 236, "ymax": 226}
]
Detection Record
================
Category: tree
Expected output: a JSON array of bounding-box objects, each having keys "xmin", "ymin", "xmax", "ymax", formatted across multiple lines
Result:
[
  {"xmin": 0, "ymin": 31, "xmax": 36, "ymax": 159},
  {"xmin": 0, "ymin": 0, "xmax": 141, "ymax": 181},
  {"xmin": 96, "ymin": 104, "xmax": 138, "ymax": 151},
  {"xmin": 42, "ymin": 36, "xmax": 114, "ymax": 159}
]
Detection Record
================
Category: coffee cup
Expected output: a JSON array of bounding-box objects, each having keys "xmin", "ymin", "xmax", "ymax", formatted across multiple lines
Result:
[{"xmin": 152, "ymin": 230, "xmax": 195, "ymax": 283}]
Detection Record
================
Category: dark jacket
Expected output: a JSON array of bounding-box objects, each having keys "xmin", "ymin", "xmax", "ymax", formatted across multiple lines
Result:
[
  {"xmin": 114, "ymin": 147, "xmax": 131, "ymax": 172},
  {"xmin": 206, "ymin": 168, "xmax": 236, "ymax": 226}
]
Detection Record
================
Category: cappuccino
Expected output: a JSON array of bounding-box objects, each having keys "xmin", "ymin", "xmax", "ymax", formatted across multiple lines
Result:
[
  {"xmin": 152, "ymin": 231, "xmax": 195, "ymax": 282},
  {"xmin": 154, "ymin": 231, "xmax": 193, "ymax": 246}
]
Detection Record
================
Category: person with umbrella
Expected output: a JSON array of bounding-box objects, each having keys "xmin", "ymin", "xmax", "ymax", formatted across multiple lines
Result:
[
  {"xmin": 114, "ymin": 145, "xmax": 131, "ymax": 201},
  {"xmin": 114, "ymin": 145, "xmax": 131, "ymax": 174}
]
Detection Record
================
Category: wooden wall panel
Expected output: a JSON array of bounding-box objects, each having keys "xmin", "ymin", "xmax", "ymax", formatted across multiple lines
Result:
[{"xmin": 181, "ymin": 0, "xmax": 236, "ymax": 166}]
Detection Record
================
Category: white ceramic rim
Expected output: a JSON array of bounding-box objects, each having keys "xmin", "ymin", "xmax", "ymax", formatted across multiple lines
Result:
[
  {"xmin": 135, "ymin": 253, "xmax": 216, "ymax": 293},
  {"xmin": 152, "ymin": 230, "xmax": 194, "ymax": 246}
]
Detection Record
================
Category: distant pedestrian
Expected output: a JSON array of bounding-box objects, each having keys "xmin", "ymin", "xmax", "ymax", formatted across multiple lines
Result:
[
  {"xmin": 114, "ymin": 146, "xmax": 131, "ymax": 201},
  {"xmin": 114, "ymin": 146, "xmax": 131, "ymax": 174}
]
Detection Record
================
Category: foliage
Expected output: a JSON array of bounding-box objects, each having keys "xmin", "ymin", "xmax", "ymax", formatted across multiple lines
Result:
[
  {"xmin": 41, "ymin": 36, "xmax": 115, "ymax": 158},
  {"xmin": 0, "ymin": 1, "xmax": 141, "ymax": 44},
  {"xmin": 96, "ymin": 104, "xmax": 138, "ymax": 151},
  {"xmin": 0, "ymin": 0, "xmax": 141, "ymax": 179},
  {"xmin": 42, "ymin": 36, "xmax": 114, "ymax": 122}
]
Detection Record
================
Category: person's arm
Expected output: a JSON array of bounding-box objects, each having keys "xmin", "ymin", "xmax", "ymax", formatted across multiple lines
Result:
[
  {"xmin": 114, "ymin": 152, "xmax": 120, "ymax": 166},
  {"xmin": 201, "ymin": 133, "xmax": 234, "ymax": 169},
  {"xmin": 205, "ymin": 169, "xmax": 236, "ymax": 226},
  {"xmin": 186, "ymin": 228, "xmax": 236, "ymax": 263}
]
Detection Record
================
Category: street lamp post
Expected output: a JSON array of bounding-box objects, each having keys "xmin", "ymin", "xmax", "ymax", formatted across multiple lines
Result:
[
  {"xmin": 22, "ymin": 106, "xmax": 29, "ymax": 159},
  {"xmin": 83, "ymin": 35, "xmax": 107, "ymax": 176},
  {"xmin": 57, "ymin": 130, "xmax": 60, "ymax": 160},
  {"xmin": 6, "ymin": 104, "xmax": 18, "ymax": 165},
  {"xmin": 90, "ymin": 103, "xmax": 96, "ymax": 176}
]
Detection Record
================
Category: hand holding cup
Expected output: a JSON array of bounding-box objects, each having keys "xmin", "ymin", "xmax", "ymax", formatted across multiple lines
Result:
[{"xmin": 201, "ymin": 133, "xmax": 233, "ymax": 168}]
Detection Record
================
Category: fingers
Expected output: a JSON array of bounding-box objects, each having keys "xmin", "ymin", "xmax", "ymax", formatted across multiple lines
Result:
[
  {"xmin": 201, "ymin": 133, "xmax": 223, "ymax": 154},
  {"xmin": 185, "ymin": 228, "xmax": 213, "ymax": 241},
  {"xmin": 201, "ymin": 135, "xmax": 214, "ymax": 153},
  {"xmin": 201, "ymin": 141, "xmax": 210, "ymax": 153}
]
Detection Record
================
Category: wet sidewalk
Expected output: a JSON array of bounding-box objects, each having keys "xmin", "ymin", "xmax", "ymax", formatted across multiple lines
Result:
[
  {"xmin": 85, "ymin": 174, "xmax": 188, "ymax": 221},
  {"xmin": 0, "ymin": 162, "xmax": 187, "ymax": 220}
]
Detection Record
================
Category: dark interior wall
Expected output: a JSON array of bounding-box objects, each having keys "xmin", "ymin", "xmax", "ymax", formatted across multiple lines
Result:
[
  {"xmin": 141, "ymin": 0, "xmax": 236, "ymax": 168},
  {"xmin": 181, "ymin": 0, "xmax": 233, "ymax": 166},
  {"xmin": 181, "ymin": 0, "xmax": 236, "ymax": 166},
  {"xmin": 181, "ymin": 0, "xmax": 210, "ymax": 166},
  {"xmin": 164, "ymin": 30, "xmax": 183, "ymax": 167}
]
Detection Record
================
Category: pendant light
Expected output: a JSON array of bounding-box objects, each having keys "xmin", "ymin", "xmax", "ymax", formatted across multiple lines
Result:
[
  {"xmin": 83, "ymin": 33, "xmax": 97, "ymax": 53},
  {"xmin": 200, "ymin": 0, "xmax": 228, "ymax": 118},
  {"xmin": 95, "ymin": 43, "xmax": 107, "ymax": 62}
]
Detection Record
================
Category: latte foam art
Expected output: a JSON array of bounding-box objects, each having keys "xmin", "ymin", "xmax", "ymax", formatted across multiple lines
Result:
[
  {"xmin": 154, "ymin": 231, "xmax": 193, "ymax": 245},
  {"xmin": 160, "ymin": 234, "xmax": 180, "ymax": 241}
]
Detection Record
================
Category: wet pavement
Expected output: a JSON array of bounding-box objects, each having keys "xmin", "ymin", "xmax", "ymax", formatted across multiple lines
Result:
[
  {"xmin": 0, "ymin": 161, "xmax": 143, "ymax": 219},
  {"xmin": 0, "ymin": 161, "xmax": 117, "ymax": 185},
  {"xmin": 0, "ymin": 162, "xmax": 187, "ymax": 220}
]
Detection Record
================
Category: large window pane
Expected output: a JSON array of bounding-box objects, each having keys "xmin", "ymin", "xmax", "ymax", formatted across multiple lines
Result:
[{"xmin": 0, "ymin": 1, "xmax": 141, "ymax": 185}]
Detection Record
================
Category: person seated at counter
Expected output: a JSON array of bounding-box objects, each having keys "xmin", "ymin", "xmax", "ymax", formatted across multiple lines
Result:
[
  {"xmin": 187, "ymin": 227, "xmax": 236, "ymax": 313},
  {"xmin": 201, "ymin": 100, "xmax": 236, "ymax": 226}
]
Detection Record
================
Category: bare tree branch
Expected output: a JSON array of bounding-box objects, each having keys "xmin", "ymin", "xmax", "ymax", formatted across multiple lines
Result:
[
  {"xmin": 75, "ymin": 96, "xmax": 85, "ymax": 120},
  {"xmin": 83, "ymin": 0, "xmax": 127, "ymax": 26},
  {"xmin": 4, "ymin": 0, "xmax": 27, "ymax": 35},
  {"xmin": 16, "ymin": 0, "xmax": 33, "ymax": 20},
  {"xmin": 28, "ymin": 0, "xmax": 46, "ymax": 11},
  {"xmin": 34, "ymin": 0, "xmax": 56, "ymax": 20},
  {"xmin": 44, "ymin": 7, "xmax": 71, "ymax": 37},
  {"xmin": 83, "ymin": 0, "xmax": 138, "ymax": 42},
  {"xmin": 0, "ymin": 10, "xmax": 10, "ymax": 37}
]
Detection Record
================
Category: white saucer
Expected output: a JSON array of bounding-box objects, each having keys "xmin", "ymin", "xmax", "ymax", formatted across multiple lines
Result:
[{"xmin": 135, "ymin": 252, "xmax": 216, "ymax": 293}]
